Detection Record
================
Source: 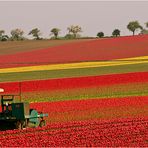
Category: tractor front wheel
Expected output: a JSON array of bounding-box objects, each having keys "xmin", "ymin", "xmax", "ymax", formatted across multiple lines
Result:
[
  {"xmin": 15, "ymin": 120, "xmax": 27, "ymax": 129},
  {"xmin": 15, "ymin": 121, "xmax": 22, "ymax": 130}
]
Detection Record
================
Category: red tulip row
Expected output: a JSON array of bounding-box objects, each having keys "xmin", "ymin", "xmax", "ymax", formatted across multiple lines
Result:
[
  {"xmin": 0, "ymin": 117, "xmax": 147, "ymax": 147},
  {"xmin": 30, "ymin": 96, "xmax": 148, "ymax": 113},
  {"xmin": 0, "ymin": 72, "xmax": 148, "ymax": 94}
]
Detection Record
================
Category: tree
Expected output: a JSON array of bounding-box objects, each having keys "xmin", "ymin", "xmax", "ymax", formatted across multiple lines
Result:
[
  {"xmin": 0, "ymin": 30, "xmax": 9, "ymax": 41},
  {"xmin": 140, "ymin": 29, "xmax": 148, "ymax": 34},
  {"xmin": 127, "ymin": 21, "xmax": 142, "ymax": 36},
  {"xmin": 64, "ymin": 34, "xmax": 75, "ymax": 39},
  {"xmin": 0, "ymin": 30, "xmax": 5, "ymax": 41},
  {"xmin": 97, "ymin": 32, "xmax": 104, "ymax": 38},
  {"xmin": 140, "ymin": 22, "xmax": 148, "ymax": 34},
  {"xmin": 145, "ymin": 22, "xmax": 148, "ymax": 28},
  {"xmin": 1, "ymin": 35, "xmax": 9, "ymax": 41},
  {"xmin": 112, "ymin": 29, "xmax": 120, "ymax": 37},
  {"xmin": 50, "ymin": 28, "xmax": 60, "ymax": 39},
  {"xmin": 0, "ymin": 30, "xmax": 5, "ymax": 36},
  {"xmin": 11, "ymin": 28, "xmax": 24, "ymax": 40},
  {"xmin": 67, "ymin": 25, "xmax": 82, "ymax": 38},
  {"xmin": 28, "ymin": 28, "xmax": 41, "ymax": 40}
]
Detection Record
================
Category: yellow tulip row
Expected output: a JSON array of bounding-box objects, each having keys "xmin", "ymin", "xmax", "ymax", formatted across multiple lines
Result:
[{"xmin": 0, "ymin": 56, "xmax": 148, "ymax": 74}]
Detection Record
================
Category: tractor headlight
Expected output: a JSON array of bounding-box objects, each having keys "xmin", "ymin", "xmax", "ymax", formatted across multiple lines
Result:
[{"xmin": 0, "ymin": 88, "xmax": 4, "ymax": 93}]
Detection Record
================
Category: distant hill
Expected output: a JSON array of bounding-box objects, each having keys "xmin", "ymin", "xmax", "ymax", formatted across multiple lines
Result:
[{"xmin": 0, "ymin": 35, "xmax": 148, "ymax": 69}]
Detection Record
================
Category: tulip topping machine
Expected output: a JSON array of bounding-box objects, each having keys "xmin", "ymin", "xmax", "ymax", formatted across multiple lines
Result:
[{"xmin": 0, "ymin": 87, "xmax": 48, "ymax": 129}]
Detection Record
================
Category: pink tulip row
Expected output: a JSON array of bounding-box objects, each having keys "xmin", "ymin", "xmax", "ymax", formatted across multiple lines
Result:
[{"xmin": 0, "ymin": 117, "xmax": 147, "ymax": 147}]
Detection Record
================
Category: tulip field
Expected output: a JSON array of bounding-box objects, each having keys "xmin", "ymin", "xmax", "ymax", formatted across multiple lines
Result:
[
  {"xmin": 0, "ymin": 117, "xmax": 147, "ymax": 147},
  {"xmin": 0, "ymin": 35, "xmax": 148, "ymax": 82},
  {"xmin": 0, "ymin": 35, "xmax": 148, "ymax": 146},
  {"xmin": 0, "ymin": 35, "xmax": 148, "ymax": 69}
]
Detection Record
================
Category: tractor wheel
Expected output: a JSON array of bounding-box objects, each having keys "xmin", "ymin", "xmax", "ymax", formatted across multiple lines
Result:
[
  {"xmin": 24, "ymin": 119, "xmax": 29, "ymax": 128},
  {"xmin": 15, "ymin": 121, "xmax": 22, "ymax": 130},
  {"xmin": 22, "ymin": 119, "xmax": 28, "ymax": 128},
  {"xmin": 15, "ymin": 120, "xmax": 26, "ymax": 129},
  {"xmin": 39, "ymin": 120, "xmax": 46, "ymax": 127}
]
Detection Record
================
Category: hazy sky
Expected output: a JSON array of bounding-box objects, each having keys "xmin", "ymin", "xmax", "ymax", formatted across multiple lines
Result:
[{"xmin": 0, "ymin": 1, "xmax": 147, "ymax": 38}]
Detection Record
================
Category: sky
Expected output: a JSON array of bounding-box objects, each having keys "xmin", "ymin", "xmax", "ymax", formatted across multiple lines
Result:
[{"xmin": 0, "ymin": 1, "xmax": 147, "ymax": 38}]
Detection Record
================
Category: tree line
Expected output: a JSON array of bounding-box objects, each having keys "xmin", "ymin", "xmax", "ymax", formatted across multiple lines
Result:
[
  {"xmin": 0, "ymin": 21, "xmax": 148, "ymax": 41},
  {"xmin": 97, "ymin": 21, "xmax": 148, "ymax": 38}
]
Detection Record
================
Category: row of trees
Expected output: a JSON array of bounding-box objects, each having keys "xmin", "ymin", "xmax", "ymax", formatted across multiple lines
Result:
[
  {"xmin": 97, "ymin": 21, "xmax": 148, "ymax": 38},
  {"xmin": 97, "ymin": 29, "xmax": 120, "ymax": 38},
  {"xmin": 0, "ymin": 21, "xmax": 148, "ymax": 41},
  {"xmin": 0, "ymin": 25, "xmax": 82, "ymax": 41}
]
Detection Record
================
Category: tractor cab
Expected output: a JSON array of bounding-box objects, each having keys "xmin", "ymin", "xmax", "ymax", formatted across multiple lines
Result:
[
  {"xmin": 1, "ymin": 95, "xmax": 18, "ymax": 115},
  {"xmin": 0, "ymin": 95, "xmax": 29, "ymax": 120}
]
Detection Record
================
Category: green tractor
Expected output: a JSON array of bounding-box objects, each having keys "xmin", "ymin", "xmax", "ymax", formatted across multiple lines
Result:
[{"xmin": 0, "ymin": 88, "xmax": 48, "ymax": 130}]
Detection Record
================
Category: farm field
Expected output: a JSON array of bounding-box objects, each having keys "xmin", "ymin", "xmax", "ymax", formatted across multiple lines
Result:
[
  {"xmin": 0, "ymin": 35, "xmax": 148, "ymax": 69},
  {"xmin": 0, "ymin": 72, "xmax": 148, "ymax": 101},
  {"xmin": 1, "ymin": 0, "xmax": 148, "ymax": 146},
  {"xmin": 0, "ymin": 35, "xmax": 147, "ymax": 83},
  {"xmin": 0, "ymin": 71, "xmax": 147, "ymax": 126},
  {"xmin": 0, "ymin": 56, "xmax": 148, "ymax": 74},
  {"xmin": 0, "ymin": 62, "xmax": 147, "ymax": 82},
  {"xmin": 29, "ymin": 96, "xmax": 148, "ymax": 123},
  {"xmin": 0, "ymin": 35, "xmax": 148, "ymax": 146},
  {"xmin": 0, "ymin": 39, "xmax": 88, "ymax": 55}
]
